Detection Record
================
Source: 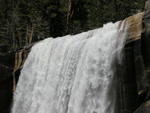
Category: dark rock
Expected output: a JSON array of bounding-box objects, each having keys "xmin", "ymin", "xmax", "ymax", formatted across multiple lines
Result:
[
  {"xmin": 134, "ymin": 100, "xmax": 150, "ymax": 113},
  {"xmin": 117, "ymin": 41, "xmax": 140, "ymax": 113},
  {"xmin": 0, "ymin": 77, "xmax": 13, "ymax": 113},
  {"xmin": 145, "ymin": 90, "xmax": 150, "ymax": 101},
  {"xmin": 0, "ymin": 44, "xmax": 10, "ymax": 53},
  {"xmin": 0, "ymin": 43, "xmax": 33, "ymax": 113},
  {"xmin": 142, "ymin": 0, "xmax": 150, "ymax": 96},
  {"xmin": 0, "ymin": 64, "xmax": 12, "ymax": 83},
  {"xmin": 133, "ymin": 0, "xmax": 150, "ymax": 112},
  {"xmin": 142, "ymin": 0, "xmax": 150, "ymax": 69},
  {"xmin": 0, "ymin": 53, "xmax": 14, "ymax": 68},
  {"xmin": 116, "ymin": 6, "xmax": 149, "ymax": 112}
]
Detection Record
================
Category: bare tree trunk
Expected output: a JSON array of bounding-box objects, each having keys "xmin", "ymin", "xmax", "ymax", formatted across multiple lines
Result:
[
  {"xmin": 66, "ymin": 0, "xmax": 77, "ymax": 33},
  {"xmin": 25, "ymin": 25, "xmax": 34, "ymax": 45},
  {"xmin": 29, "ymin": 25, "xmax": 34, "ymax": 44},
  {"xmin": 25, "ymin": 25, "xmax": 29, "ymax": 45},
  {"xmin": 114, "ymin": 0, "xmax": 118, "ymax": 20}
]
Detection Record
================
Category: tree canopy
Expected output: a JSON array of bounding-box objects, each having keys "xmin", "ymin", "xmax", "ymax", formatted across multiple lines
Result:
[{"xmin": 0, "ymin": 0, "xmax": 146, "ymax": 51}]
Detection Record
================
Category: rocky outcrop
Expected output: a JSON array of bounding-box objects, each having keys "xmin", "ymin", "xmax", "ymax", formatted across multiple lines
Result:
[
  {"xmin": 133, "ymin": 0, "xmax": 150, "ymax": 112},
  {"xmin": 125, "ymin": 12, "xmax": 144, "ymax": 43},
  {"xmin": 142, "ymin": 0, "xmax": 150, "ymax": 93},
  {"xmin": 118, "ymin": 0, "xmax": 150, "ymax": 112},
  {"xmin": 116, "ymin": 12, "xmax": 145, "ymax": 113},
  {"xmin": 135, "ymin": 101, "xmax": 150, "ymax": 113},
  {"xmin": 0, "ymin": 44, "xmax": 32, "ymax": 113},
  {"xmin": 143, "ymin": 0, "xmax": 150, "ymax": 68}
]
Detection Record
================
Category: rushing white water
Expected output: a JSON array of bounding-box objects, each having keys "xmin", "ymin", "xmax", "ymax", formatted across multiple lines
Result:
[{"xmin": 11, "ymin": 21, "xmax": 127, "ymax": 113}]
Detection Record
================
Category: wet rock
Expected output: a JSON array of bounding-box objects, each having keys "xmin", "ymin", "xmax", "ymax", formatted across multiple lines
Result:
[
  {"xmin": 116, "ymin": 12, "xmax": 145, "ymax": 113},
  {"xmin": 142, "ymin": 0, "xmax": 150, "ymax": 97},
  {"xmin": 0, "ymin": 77, "xmax": 13, "ymax": 113},
  {"xmin": 0, "ymin": 64, "xmax": 12, "ymax": 83},
  {"xmin": 134, "ymin": 100, "xmax": 150, "ymax": 113},
  {"xmin": 125, "ymin": 12, "xmax": 144, "ymax": 43},
  {"xmin": 0, "ymin": 53, "xmax": 15, "ymax": 68},
  {"xmin": 0, "ymin": 44, "xmax": 10, "ymax": 53}
]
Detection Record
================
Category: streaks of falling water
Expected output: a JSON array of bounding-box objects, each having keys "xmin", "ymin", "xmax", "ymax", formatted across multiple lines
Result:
[{"xmin": 11, "ymin": 21, "xmax": 127, "ymax": 113}]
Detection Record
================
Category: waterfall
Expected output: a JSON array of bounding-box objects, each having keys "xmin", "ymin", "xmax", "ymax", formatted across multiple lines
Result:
[{"xmin": 11, "ymin": 21, "xmax": 127, "ymax": 113}]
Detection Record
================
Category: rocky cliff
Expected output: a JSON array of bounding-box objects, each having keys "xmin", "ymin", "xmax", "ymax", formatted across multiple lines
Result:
[{"xmin": 133, "ymin": 0, "xmax": 150, "ymax": 113}]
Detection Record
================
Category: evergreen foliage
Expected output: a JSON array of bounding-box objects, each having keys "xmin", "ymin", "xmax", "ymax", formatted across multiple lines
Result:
[{"xmin": 0, "ymin": 0, "xmax": 146, "ymax": 51}]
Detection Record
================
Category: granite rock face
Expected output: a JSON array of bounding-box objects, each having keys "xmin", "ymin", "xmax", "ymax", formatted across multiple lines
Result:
[
  {"xmin": 142, "ymin": 0, "xmax": 150, "ymax": 92},
  {"xmin": 135, "ymin": 101, "xmax": 150, "ymax": 113},
  {"xmin": 115, "ymin": 12, "xmax": 145, "ymax": 113},
  {"xmin": 133, "ymin": 0, "xmax": 150, "ymax": 112}
]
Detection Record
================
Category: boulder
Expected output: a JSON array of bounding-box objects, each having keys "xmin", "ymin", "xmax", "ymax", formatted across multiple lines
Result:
[
  {"xmin": 134, "ymin": 100, "xmax": 150, "ymax": 113},
  {"xmin": 125, "ymin": 12, "xmax": 144, "ymax": 43}
]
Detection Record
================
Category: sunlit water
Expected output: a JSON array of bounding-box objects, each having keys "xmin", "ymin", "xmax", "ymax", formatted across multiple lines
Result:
[{"xmin": 11, "ymin": 21, "xmax": 127, "ymax": 113}]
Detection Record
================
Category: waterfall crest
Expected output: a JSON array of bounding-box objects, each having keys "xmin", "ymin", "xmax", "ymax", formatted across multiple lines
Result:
[{"xmin": 11, "ymin": 22, "xmax": 127, "ymax": 113}]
